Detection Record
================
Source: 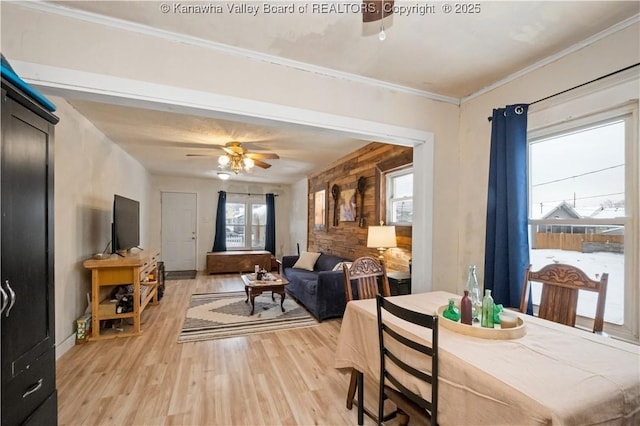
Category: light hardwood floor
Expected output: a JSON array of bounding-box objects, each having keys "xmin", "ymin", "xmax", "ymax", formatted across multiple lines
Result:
[{"xmin": 56, "ymin": 273, "xmax": 378, "ymax": 425}]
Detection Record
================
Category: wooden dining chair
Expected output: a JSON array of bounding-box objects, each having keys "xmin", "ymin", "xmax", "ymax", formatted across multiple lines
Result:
[
  {"xmin": 376, "ymin": 294, "xmax": 439, "ymax": 426},
  {"xmin": 343, "ymin": 256, "xmax": 391, "ymax": 416},
  {"xmin": 519, "ymin": 263, "xmax": 609, "ymax": 333},
  {"xmin": 343, "ymin": 256, "xmax": 392, "ymax": 302}
]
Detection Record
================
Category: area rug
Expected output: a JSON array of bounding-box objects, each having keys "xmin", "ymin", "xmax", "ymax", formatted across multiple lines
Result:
[
  {"xmin": 178, "ymin": 291, "xmax": 318, "ymax": 343},
  {"xmin": 166, "ymin": 270, "xmax": 197, "ymax": 280}
]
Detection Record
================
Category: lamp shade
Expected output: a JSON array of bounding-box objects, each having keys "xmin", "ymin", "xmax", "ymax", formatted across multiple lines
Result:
[{"xmin": 367, "ymin": 225, "xmax": 397, "ymax": 249}]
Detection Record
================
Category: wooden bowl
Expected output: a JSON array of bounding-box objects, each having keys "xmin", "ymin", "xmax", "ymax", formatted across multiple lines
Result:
[{"xmin": 437, "ymin": 305, "xmax": 526, "ymax": 340}]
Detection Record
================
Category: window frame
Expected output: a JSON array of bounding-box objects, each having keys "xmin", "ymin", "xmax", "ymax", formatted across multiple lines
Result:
[
  {"xmin": 527, "ymin": 103, "xmax": 638, "ymax": 342},
  {"xmin": 386, "ymin": 166, "xmax": 414, "ymax": 226},
  {"xmin": 225, "ymin": 195, "xmax": 267, "ymax": 251}
]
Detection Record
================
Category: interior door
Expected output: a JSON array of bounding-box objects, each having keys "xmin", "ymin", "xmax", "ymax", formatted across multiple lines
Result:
[{"xmin": 161, "ymin": 192, "xmax": 197, "ymax": 271}]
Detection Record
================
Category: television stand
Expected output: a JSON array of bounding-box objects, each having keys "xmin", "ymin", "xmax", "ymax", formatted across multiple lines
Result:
[{"xmin": 83, "ymin": 249, "xmax": 160, "ymax": 340}]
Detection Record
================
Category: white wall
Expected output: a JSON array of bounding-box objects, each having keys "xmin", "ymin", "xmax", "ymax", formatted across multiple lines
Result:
[
  {"xmin": 288, "ymin": 178, "xmax": 309, "ymax": 255},
  {"xmin": 53, "ymin": 97, "xmax": 152, "ymax": 356},
  {"xmin": 149, "ymin": 175, "xmax": 293, "ymax": 269},
  {"xmin": 456, "ymin": 23, "xmax": 640, "ymax": 291}
]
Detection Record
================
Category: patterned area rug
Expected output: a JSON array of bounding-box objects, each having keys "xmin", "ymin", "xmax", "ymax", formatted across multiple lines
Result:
[{"xmin": 178, "ymin": 291, "xmax": 318, "ymax": 343}]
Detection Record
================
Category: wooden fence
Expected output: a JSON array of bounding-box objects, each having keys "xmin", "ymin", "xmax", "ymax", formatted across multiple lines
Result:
[{"xmin": 535, "ymin": 233, "xmax": 624, "ymax": 252}]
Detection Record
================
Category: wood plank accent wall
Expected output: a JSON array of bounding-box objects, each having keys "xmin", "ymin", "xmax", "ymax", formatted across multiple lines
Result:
[{"xmin": 307, "ymin": 143, "xmax": 413, "ymax": 272}]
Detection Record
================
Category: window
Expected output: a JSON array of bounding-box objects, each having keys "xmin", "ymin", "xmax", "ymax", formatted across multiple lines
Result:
[
  {"xmin": 225, "ymin": 197, "xmax": 266, "ymax": 249},
  {"xmin": 528, "ymin": 109, "xmax": 636, "ymax": 336},
  {"xmin": 386, "ymin": 167, "xmax": 413, "ymax": 225}
]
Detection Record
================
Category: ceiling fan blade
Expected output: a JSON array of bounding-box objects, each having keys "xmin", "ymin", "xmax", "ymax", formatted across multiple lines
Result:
[
  {"xmin": 362, "ymin": 0, "xmax": 394, "ymax": 22},
  {"xmin": 221, "ymin": 147, "xmax": 236, "ymax": 155},
  {"xmin": 253, "ymin": 159, "xmax": 272, "ymax": 169},
  {"xmin": 246, "ymin": 152, "xmax": 280, "ymax": 160},
  {"xmin": 186, "ymin": 154, "xmax": 215, "ymax": 157}
]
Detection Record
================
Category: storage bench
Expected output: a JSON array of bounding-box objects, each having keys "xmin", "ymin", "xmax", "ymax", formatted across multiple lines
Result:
[{"xmin": 206, "ymin": 250, "xmax": 272, "ymax": 274}]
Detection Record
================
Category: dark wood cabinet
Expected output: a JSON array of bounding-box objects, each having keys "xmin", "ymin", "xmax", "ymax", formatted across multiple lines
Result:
[
  {"xmin": 1, "ymin": 77, "xmax": 58, "ymax": 426},
  {"xmin": 387, "ymin": 271, "xmax": 412, "ymax": 296}
]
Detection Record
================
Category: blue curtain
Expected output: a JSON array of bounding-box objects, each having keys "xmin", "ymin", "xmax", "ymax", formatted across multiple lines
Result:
[
  {"xmin": 484, "ymin": 104, "xmax": 531, "ymax": 311},
  {"xmin": 265, "ymin": 193, "xmax": 276, "ymax": 255},
  {"xmin": 212, "ymin": 191, "xmax": 227, "ymax": 252}
]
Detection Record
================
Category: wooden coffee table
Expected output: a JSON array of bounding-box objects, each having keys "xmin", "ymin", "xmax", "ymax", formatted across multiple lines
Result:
[{"xmin": 241, "ymin": 273, "xmax": 289, "ymax": 315}]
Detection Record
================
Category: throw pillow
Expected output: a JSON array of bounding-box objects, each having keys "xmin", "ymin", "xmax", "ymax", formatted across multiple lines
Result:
[
  {"xmin": 332, "ymin": 261, "xmax": 353, "ymax": 272},
  {"xmin": 293, "ymin": 252, "xmax": 321, "ymax": 271}
]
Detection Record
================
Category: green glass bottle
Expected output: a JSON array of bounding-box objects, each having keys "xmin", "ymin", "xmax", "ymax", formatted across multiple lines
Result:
[
  {"xmin": 443, "ymin": 298, "xmax": 461, "ymax": 322},
  {"xmin": 481, "ymin": 289, "xmax": 495, "ymax": 328}
]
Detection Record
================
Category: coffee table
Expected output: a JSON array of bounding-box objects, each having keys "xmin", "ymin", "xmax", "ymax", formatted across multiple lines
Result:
[{"xmin": 241, "ymin": 273, "xmax": 289, "ymax": 315}]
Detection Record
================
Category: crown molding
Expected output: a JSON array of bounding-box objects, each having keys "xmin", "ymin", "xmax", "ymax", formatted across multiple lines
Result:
[
  {"xmin": 12, "ymin": 1, "xmax": 460, "ymax": 105},
  {"xmin": 461, "ymin": 13, "xmax": 640, "ymax": 104}
]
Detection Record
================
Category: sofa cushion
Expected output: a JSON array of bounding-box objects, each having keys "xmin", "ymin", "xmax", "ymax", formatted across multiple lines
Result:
[
  {"xmin": 332, "ymin": 261, "xmax": 353, "ymax": 272},
  {"xmin": 315, "ymin": 253, "xmax": 347, "ymax": 272},
  {"xmin": 293, "ymin": 251, "xmax": 321, "ymax": 271},
  {"xmin": 284, "ymin": 268, "xmax": 318, "ymax": 283}
]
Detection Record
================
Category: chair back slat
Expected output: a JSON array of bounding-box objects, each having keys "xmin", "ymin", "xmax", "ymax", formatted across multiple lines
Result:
[
  {"xmin": 376, "ymin": 294, "xmax": 438, "ymax": 425},
  {"xmin": 383, "ymin": 324, "xmax": 434, "ymax": 358},
  {"xmin": 386, "ymin": 372, "xmax": 433, "ymax": 412},
  {"xmin": 520, "ymin": 263, "xmax": 608, "ymax": 333},
  {"xmin": 385, "ymin": 349, "xmax": 433, "ymax": 385}
]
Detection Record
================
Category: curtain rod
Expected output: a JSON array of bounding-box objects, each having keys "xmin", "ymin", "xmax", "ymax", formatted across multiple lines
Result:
[
  {"xmin": 487, "ymin": 62, "xmax": 639, "ymax": 122},
  {"xmin": 219, "ymin": 191, "xmax": 278, "ymax": 196}
]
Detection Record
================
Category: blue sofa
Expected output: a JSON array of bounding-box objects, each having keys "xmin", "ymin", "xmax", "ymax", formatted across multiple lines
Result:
[{"xmin": 282, "ymin": 252, "xmax": 351, "ymax": 321}]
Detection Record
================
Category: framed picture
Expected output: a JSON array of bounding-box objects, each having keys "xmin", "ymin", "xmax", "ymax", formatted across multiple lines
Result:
[
  {"xmin": 313, "ymin": 189, "xmax": 326, "ymax": 230},
  {"xmin": 339, "ymin": 188, "xmax": 357, "ymax": 222}
]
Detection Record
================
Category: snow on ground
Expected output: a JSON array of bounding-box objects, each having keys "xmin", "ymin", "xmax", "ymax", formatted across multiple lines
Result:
[{"xmin": 530, "ymin": 249, "xmax": 624, "ymax": 324}]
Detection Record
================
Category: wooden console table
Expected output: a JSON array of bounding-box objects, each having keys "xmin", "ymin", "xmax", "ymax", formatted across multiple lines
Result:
[
  {"xmin": 83, "ymin": 249, "xmax": 160, "ymax": 340},
  {"xmin": 206, "ymin": 250, "xmax": 272, "ymax": 274}
]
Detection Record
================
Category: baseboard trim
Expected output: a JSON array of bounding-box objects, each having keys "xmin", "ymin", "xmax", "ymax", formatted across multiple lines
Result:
[{"xmin": 56, "ymin": 333, "xmax": 77, "ymax": 360}]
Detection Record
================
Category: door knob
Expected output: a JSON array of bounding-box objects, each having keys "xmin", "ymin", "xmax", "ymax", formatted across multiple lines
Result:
[
  {"xmin": 4, "ymin": 280, "xmax": 16, "ymax": 317},
  {"xmin": 0, "ymin": 285, "xmax": 8, "ymax": 315}
]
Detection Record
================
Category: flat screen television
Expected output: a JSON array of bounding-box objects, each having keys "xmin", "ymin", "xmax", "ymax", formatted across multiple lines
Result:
[{"xmin": 112, "ymin": 194, "xmax": 140, "ymax": 254}]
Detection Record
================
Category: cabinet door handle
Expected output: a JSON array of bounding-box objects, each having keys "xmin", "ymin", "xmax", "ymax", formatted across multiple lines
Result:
[
  {"xmin": 5, "ymin": 280, "xmax": 16, "ymax": 317},
  {"xmin": 0, "ymin": 285, "xmax": 8, "ymax": 314},
  {"xmin": 22, "ymin": 378, "xmax": 43, "ymax": 398}
]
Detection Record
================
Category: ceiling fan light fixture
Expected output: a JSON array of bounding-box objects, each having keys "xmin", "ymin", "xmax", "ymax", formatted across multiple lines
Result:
[
  {"xmin": 378, "ymin": 27, "xmax": 386, "ymax": 41},
  {"xmin": 218, "ymin": 155, "xmax": 230, "ymax": 166},
  {"xmin": 191, "ymin": 142, "xmax": 278, "ymax": 176},
  {"xmin": 230, "ymin": 156, "xmax": 243, "ymax": 174}
]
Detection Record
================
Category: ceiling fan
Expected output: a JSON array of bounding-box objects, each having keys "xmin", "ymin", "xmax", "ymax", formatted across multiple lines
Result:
[
  {"xmin": 362, "ymin": 1, "xmax": 394, "ymax": 40},
  {"xmin": 362, "ymin": 0, "xmax": 394, "ymax": 22},
  {"xmin": 187, "ymin": 141, "xmax": 280, "ymax": 177}
]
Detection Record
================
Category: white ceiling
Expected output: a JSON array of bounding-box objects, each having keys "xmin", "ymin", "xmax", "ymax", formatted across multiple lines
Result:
[{"xmin": 45, "ymin": 1, "xmax": 639, "ymax": 183}]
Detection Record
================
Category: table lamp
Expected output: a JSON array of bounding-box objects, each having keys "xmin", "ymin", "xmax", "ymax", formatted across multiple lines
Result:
[{"xmin": 367, "ymin": 222, "xmax": 397, "ymax": 261}]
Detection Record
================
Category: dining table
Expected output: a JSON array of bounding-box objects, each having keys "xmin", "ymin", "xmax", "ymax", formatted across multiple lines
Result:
[{"xmin": 334, "ymin": 291, "xmax": 640, "ymax": 425}]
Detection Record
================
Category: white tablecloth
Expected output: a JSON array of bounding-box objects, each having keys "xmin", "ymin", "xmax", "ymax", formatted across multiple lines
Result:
[{"xmin": 334, "ymin": 291, "xmax": 640, "ymax": 425}]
